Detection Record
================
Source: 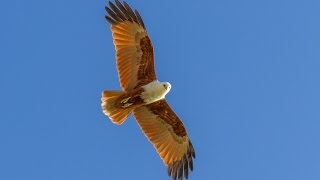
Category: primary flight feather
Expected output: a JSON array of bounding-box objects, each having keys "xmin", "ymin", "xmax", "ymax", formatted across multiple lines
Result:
[{"xmin": 101, "ymin": 1, "xmax": 195, "ymax": 179}]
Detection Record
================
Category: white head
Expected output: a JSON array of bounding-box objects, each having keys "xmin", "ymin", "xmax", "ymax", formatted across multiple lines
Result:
[
  {"xmin": 161, "ymin": 82, "xmax": 171, "ymax": 94},
  {"xmin": 141, "ymin": 81, "xmax": 172, "ymax": 104}
]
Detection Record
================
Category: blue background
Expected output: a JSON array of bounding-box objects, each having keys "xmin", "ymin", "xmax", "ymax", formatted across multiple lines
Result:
[{"xmin": 1, "ymin": 0, "xmax": 320, "ymax": 179}]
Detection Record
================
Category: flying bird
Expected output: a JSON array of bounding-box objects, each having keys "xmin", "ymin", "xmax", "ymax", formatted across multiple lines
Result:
[{"xmin": 101, "ymin": 1, "xmax": 195, "ymax": 179}]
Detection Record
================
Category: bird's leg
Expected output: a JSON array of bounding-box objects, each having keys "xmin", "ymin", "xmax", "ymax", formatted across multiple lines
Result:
[{"xmin": 120, "ymin": 97, "xmax": 133, "ymax": 107}]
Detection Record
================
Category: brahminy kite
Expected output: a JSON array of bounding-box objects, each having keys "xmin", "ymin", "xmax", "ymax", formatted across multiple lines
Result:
[{"xmin": 101, "ymin": 1, "xmax": 195, "ymax": 179}]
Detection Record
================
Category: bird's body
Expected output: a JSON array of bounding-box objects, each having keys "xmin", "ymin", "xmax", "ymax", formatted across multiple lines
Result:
[
  {"xmin": 140, "ymin": 81, "xmax": 171, "ymax": 104},
  {"xmin": 101, "ymin": 1, "xmax": 195, "ymax": 180},
  {"xmin": 102, "ymin": 80, "xmax": 171, "ymax": 122}
]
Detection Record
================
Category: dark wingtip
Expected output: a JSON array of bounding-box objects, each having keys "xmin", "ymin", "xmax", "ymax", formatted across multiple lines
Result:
[
  {"xmin": 178, "ymin": 165, "xmax": 183, "ymax": 180},
  {"xmin": 183, "ymin": 155, "xmax": 189, "ymax": 179},
  {"xmin": 105, "ymin": 0, "xmax": 146, "ymax": 29},
  {"xmin": 167, "ymin": 164, "xmax": 173, "ymax": 176},
  {"xmin": 134, "ymin": 9, "xmax": 146, "ymax": 29},
  {"xmin": 166, "ymin": 141, "xmax": 195, "ymax": 180},
  {"xmin": 105, "ymin": 15, "xmax": 116, "ymax": 24}
]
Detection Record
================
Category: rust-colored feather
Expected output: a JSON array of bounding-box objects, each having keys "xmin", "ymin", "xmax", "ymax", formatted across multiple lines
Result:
[
  {"xmin": 104, "ymin": 1, "xmax": 195, "ymax": 180},
  {"xmin": 133, "ymin": 100, "xmax": 195, "ymax": 180},
  {"xmin": 105, "ymin": 1, "xmax": 156, "ymax": 91}
]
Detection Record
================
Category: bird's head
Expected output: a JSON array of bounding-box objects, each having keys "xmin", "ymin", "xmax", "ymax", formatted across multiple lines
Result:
[{"xmin": 161, "ymin": 82, "xmax": 171, "ymax": 93}]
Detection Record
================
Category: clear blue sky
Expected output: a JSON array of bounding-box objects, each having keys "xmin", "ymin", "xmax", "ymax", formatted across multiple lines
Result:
[{"xmin": 1, "ymin": 0, "xmax": 320, "ymax": 179}]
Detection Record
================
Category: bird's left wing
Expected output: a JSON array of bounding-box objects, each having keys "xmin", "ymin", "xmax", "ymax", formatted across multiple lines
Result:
[{"xmin": 133, "ymin": 99, "xmax": 195, "ymax": 180}]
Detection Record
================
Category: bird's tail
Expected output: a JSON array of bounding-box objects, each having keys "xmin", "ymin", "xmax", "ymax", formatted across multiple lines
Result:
[{"xmin": 101, "ymin": 90, "xmax": 133, "ymax": 125}]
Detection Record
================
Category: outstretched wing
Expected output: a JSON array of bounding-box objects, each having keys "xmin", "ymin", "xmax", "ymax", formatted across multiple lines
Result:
[
  {"xmin": 133, "ymin": 100, "xmax": 195, "ymax": 180},
  {"xmin": 105, "ymin": 0, "xmax": 156, "ymax": 91}
]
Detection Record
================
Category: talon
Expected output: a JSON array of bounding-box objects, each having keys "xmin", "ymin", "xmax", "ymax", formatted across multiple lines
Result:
[
  {"xmin": 122, "ymin": 103, "xmax": 133, "ymax": 107},
  {"xmin": 121, "ymin": 97, "xmax": 131, "ymax": 104},
  {"xmin": 120, "ymin": 97, "xmax": 133, "ymax": 107}
]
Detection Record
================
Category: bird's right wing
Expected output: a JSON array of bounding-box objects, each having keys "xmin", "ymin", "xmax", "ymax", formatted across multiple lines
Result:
[{"xmin": 105, "ymin": 0, "xmax": 157, "ymax": 91}]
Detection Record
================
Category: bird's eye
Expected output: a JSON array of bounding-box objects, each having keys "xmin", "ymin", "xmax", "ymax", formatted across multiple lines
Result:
[{"xmin": 163, "ymin": 84, "xmax": 167, "ymax": 89}]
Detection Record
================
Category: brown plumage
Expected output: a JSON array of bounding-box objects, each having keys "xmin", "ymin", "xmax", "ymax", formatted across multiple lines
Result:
[
  {"xmin": 105, "ymin": 0, "xmax": 156, "ymax": 91},
  {"xmin": 101, "ymin": 1, "xmax": 195, "ymax": 180}
]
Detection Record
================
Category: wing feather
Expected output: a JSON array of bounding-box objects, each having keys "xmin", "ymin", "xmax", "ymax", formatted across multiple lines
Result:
[
  {"xmin": 133, "ymin": 100, "xmax": 195, "ymax": 180},
  {"xmin": 108, "ymin": 1, "xmax": 126, "ymax": 21},
  {"xmin": 105, "ymin": 0, "xmax": 156, "ymax": 91},
  {"xmin": 105, "ymin": 1, "xmax": 195, "ymax": 179}
]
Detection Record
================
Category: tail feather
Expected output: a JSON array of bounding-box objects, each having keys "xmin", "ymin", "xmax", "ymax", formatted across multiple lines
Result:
[{"xmin": 101, "ymin": 90, "xmax": 132, "ymax": 125}]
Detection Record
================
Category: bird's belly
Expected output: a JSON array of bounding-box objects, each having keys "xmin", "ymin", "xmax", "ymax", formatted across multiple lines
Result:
[
  {"xmin": 115, "ymin": 88, "xmax": 146, "ymax": 108},
  {"xmin": 140, "ymin": 89, "xmax": 165, "ymax": 104}
]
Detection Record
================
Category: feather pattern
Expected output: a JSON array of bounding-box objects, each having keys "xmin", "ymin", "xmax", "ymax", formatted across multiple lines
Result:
[
  {"xmin": 104, "ymin": 1, "xmax": 195, "ymax": 180},
  {"xmin": 105, "ymin": 0, "xmax": 156, "ymax": 91},
  {"xmin": 134, "ymin": 100, "xmax": 195, "ymax": 180}
]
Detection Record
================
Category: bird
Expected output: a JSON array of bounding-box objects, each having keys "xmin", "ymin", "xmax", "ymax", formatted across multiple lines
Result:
[{"xmin": 101, "ymin": 1, "xmax": 195, "ymax": 179}]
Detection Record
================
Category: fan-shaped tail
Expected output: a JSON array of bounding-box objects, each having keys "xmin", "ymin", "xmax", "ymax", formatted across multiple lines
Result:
[{"xmin": 101, "ymin": 90, "xmax": 133, "ymax": 125}]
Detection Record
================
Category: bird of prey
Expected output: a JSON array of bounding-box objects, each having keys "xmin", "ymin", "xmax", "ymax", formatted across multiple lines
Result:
[{"xmin": 101, "ymin": 1, "xmax": 195, "ymax": 179}]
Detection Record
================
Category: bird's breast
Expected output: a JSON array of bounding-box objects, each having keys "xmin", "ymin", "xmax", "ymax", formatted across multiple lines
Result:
[{"xmin": 140, "ymin": 82, "xmax": 167, "ymax": 104}]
